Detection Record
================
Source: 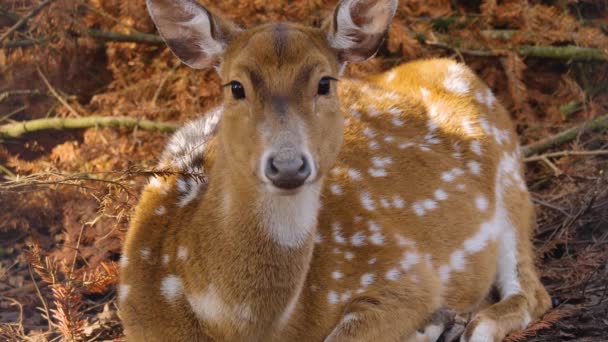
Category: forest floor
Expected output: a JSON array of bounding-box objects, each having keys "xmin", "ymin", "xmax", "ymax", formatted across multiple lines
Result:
[{"xmin": 1, "ymin": 0, "xmax": 607, "ymax": 341}]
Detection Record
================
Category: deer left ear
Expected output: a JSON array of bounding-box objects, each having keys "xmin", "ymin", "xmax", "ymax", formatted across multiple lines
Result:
[
  {"xmin": 146, "ymin": 0, "xmax": 240, "ymax": 69},
  {"xmin": 325, "ymin": 0, "xmax": 398, "ymax": 64}
]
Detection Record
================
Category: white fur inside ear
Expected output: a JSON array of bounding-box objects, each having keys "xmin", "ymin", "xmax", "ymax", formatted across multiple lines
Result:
[
  {"xmin": 148, "ymin": 0, "xmax": 225, "ymax": 66},
  {"xmin": 330, "ymin": 0, "xmax": 398, "ymax": 50}
]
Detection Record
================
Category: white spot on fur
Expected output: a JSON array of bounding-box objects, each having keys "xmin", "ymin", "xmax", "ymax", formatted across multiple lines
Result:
[
  {"xmin": 344, "ymin": 252, "xmax": 355, "ymax": 260},
  {"xmin": 384, "ymin": 135, "xmax": 395, "ymax": 143},
  {"xmin": 162, "ymin": 254, "xmax": 170, "ymax": 265},
  {"xmin": 412, "ymin": 202, "xmax": 425, "ymax": 216},
  {"xmin": 393, "ymin": 195, "xmax": 405, "ymax": 208},
  {"xmin": 360, "ymin": 192, "xmax": 376, "ymax": 211},
  {"xmin": 395, "ymin": 233, "xmax": 416, "ymax": 247},
  {"xmin": 422, "ymin": 199, "xmax": 437, "ymax": 210},
  {"xmin": 148, "ymin": 176, "xmax": 162, "ymax": 188},
  {"xmin": 160, "ymin": 275, "xmax": 183, "ymax": 302},
  {"xmin": 340, "ymin": 291, "xmax": 352, "ymax": 302},
  {"xmin": 330, "ymin": 183, "xmax": 344, "ymax": 196},
  {"xmin": 386, "ymin": 268, "xmax": 400, "ymax": 281},
  {"xmin": 370, "ymin": 232, "xmax": 385, "ymax": 245},
  {"xmin": 457, "ymin": 183, "xmax": 466, "ymax": 191},
  {"xmin": 386, "ymin": 71, "xmax": 396, "ymax": 82},
  {"xmin": 434, "ymin": 189, "xmax": 448, "ymax": 201},
  {"xmin": 315, "ymin": 232, "xmax": 323, "ymax": 244},
  {"xmin": 140, "ymin": 248, "xmax": 150, "ymax": 260},
  {"xmin": 118, "ymin": 284, "xmax": 130, "ymax": 303},
  {"xmin": 350, "ymin": 231, "xmax": 366, "ymax": 246},
  {"xmin": 177, "ymin": 246, "xmax": 189, "ymax": 261},
  {"xmin": 441, "ymin": 171, "xmax": 456, "ymax": 182},
  {"xmin": 363, "ymin": 127, "xmax": 376, "ymax": 138},
  {"xmin": 367, "ymin": 107, "xmax": 381, "ymax": 117},
  {"xmin": 369, "ymin": 168, "xmax": 387, "ymax": 177},
  {"xmin": 188, "ymin": 284, "xmax": 253, "ymax": 325},
  {"xmin": 348, "ymin": 169, "xmax": 362, "ymax": 181},
  {"xmin": 154, "ymin": 205, "xmax": 167, "ymax": 216},
  {"xmin": 438, "ymin": 265, "xmax": 450, "ymax": 283},
  {"xmin": 399, "ymin": 141, "xmax": 416, "ymax": 150},
  {"xmin": 368, "ymin": 140, "xmax": 380, "ymax": 149},
  {"xmin": 450, "ymin": 250, "xmax": 466, "ymax": 271},
  {"xmin": 380, "ymin": 196, "xmax": 391, "ymax": 208},
  {"xmin": 475, "ymin": 195, "xmax": 489, "ymax": 212},
  {"xmin": 400, "ymin": 252, "xmax": 420, "ymax": 271},
  {"xmin": 328, "ymin": 291, "xmax": 339, "ymax": 305},
  {"xmin": 368, "ymin": 257, "xmax": 377, "ymax": 264},
  {"xmin": 443, "ymin": 63, "xmax": 471, "ymax": 95},
  {"xmin": 119, "ymin": 255, "xmax": 129, "ymax": 269},
  {"xmin": 332, "ymin": 271, "xmax": 343, "ymax": 280},
  {"xmin": 462, "ymin": 118, "xmax": 476, "ymax": 136},
  {"xmin": 471, "ymin": 141, "xmax": 482, "ymax": 156},
  {"xmin": 392, "ymin": 118, "xmax": 404, "ymax": 126},
  {"xmin": 360, "ymin": 273, "xmax": 375, "ymax": 287},
  {"xmin": 372, "ymin": 156, "xmax": 392, "ymax": 168},
  {"xmin": 333, "ymin": 223, "xmax": 347, "ymax": 245},
  {"xmin": 468, "ymin": 160, "xmax": 481, "ymax": 175},
  {"xmin": 368, "ymin": 221, "xmax": 381, "ymax": 232}
]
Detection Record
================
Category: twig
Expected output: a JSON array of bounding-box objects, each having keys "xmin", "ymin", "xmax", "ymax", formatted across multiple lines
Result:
[
  {"xmin": 525, "ymin": 150, "xmax": 608, "ymax": 162},
  {"xmin": 522, "ymin": 114, "xmax": 608, "ymax": 156},
  {"xmin": 0, "ymin": 115, "xmax": 177, "ymax": 139},
  {"xmin": 0, "ymin": 0, "xmax": 55, "ymax": 44},
  {"xmin": 540, "ymin": 156, "xmax": 563, "ymax": 176},
  {"xmin": 28, "ymin": 265, "xmax": 52, "ymax": 331},
  {"xmin": 0, "ymin": 89, "xmax": 46, "ymax": 103},
  {"xmin": 0, "ymin": 164, "xmax": 16, "ymax": 178},
  {"xmin": 86, "ymin": 29, "xmax": 163, "ymax": 45},
  {"xmin": 35, "ymin": 65, "xmax": 81, "ymax": 117},
  {"xmin": 0, "ymin": 296, "xmax": 25, "ymax": 336}
]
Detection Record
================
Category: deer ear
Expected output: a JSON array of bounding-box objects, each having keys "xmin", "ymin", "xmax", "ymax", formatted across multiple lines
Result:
[
  {"xmin": 325, "ymin": 0, "xmax": 398, "ymax": 64},
  {"xmin": 146, "ymin": 0, "xmax": 240, "ymax": 69}
]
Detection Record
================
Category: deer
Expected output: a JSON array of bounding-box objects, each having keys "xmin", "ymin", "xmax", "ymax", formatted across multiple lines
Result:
[{"xmin": 118, "ymin": 0, "xmax": 552, "ymax": 341}]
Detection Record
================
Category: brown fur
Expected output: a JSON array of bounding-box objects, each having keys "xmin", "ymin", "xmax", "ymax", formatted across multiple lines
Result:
[{"xmin": 120, "ymin": 1, "xmax": 551, "ymax": 341}]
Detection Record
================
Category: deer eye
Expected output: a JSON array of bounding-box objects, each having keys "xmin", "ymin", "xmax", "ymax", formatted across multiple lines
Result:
[
  {"xmin": 318, "ymin": 77, "xmax": 333, "ymax": 96},
  {"xmin": 230, "ymin": 81, "xmax": 245, "ymax": 100}
]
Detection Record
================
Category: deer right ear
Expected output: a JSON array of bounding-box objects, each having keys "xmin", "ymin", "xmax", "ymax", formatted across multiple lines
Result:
[
  {"xmin": 325, "ymin": 0, "xmax": 398, "ymax": 64},
  {"xmin": 146, "ymin": 0, "xmax": 240, "ymax": 69}
]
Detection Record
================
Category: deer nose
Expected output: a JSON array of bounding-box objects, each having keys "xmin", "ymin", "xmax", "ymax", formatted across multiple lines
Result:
[{"xmin": 265, "ymin": 153, "xmax": 311, "ymax": 190}]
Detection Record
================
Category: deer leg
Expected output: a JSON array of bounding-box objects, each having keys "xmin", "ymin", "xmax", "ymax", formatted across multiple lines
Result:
[
  {"xmin": 461, "ymin": 211, "xmax": 551, "ymax": 342},
  {"xmin": 404, "ymin": 308, "xmax": 459, "ymax": 342},
  {"xmin": 325, "ymin": 270, "xmax": 442, "ymax": 342}
]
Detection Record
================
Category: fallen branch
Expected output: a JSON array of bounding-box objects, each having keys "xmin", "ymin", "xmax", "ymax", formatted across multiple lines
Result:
[
  {"xmin": 0, "ymin": 0, "xmax": 55, "ymax": 44},
  {"xmin": 1, "ymin": 29, "xmax": 164, "ymax": 48},
  {"xmin": 1, "ymin": 113, "xmax": 606, "ymax": 160},
  {"xmin": 4, "ymin": 27, "xmax": 607, "ymax": 62},
  {"xmin": 522, "ymin": 114, "xmax": 608, "ymax": 156},
  {"xmin": 0, "ymin": 116, "xmax": 178, "ymax": 139},
  {"xmin": 525, "ymin": 150, "xmax": 608, "ymax": 162},
  {"xmin": 426, "ymin": 40, "xmax": 608, "ymax": 62},
  {"xmin": 86, "ymin": 29, "xmax": 163, "ymax": 45}
]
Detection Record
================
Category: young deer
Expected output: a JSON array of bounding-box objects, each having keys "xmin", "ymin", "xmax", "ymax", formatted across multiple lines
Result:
[{"xmin": 119, "ymin": 0, "xmax": 551, "ymax": 341}]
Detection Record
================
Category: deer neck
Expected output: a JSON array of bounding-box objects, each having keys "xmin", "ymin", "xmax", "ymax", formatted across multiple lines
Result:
[{"xmin": 199, "ymin": 149, "xmax": 322, "ymax": 327}]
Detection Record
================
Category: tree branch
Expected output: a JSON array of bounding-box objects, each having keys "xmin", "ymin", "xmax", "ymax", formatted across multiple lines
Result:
[
  {"xmin": 85, "ymin": 29, "xmax": 163, "ymax": 45},
  {"xmin": 522, "ymin": 114, "xmax": 608, "ymax": 157},
  {"xmin": 425, "ymin": 40, "xmax": 608, "ymax": 62},
  {"xmin": 0, "ymin": 116, "xmax": 178, "ymax": 139}
]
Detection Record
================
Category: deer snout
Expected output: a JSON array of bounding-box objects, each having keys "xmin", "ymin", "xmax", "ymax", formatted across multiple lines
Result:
[{"xmin": 264, "ymin": 148, "xmax": 311, "ymax": 190}]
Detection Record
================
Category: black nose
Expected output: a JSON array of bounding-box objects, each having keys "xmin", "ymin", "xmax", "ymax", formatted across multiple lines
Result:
[{"xmin": 265, "ymin": 155, "xmax": 311, "ymax": 190}]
